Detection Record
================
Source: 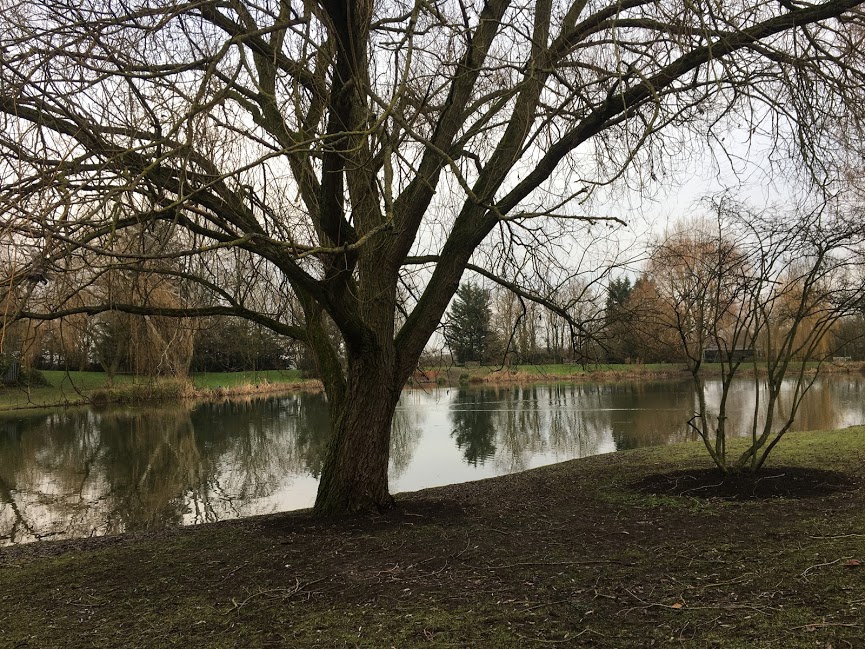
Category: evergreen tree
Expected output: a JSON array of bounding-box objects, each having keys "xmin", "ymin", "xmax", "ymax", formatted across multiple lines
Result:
[
  {"xmin": 444, "ymin": 283, "xmax": 493, "ymax": 364},
  {"xmin": 605, "ymin": 276, "xmax": 636, "ymax": 362},
  {"xmin": 606, "ymin": 277, "xmax": 633, "ymax": 312}
]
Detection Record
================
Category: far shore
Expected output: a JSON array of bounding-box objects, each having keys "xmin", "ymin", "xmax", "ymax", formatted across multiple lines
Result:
[
  {"xmin": 407, "ymin": 358, "xmax": 865, "ymax": 387},
  {"xmin": 0, "ymin": 369, "xmax": 319, "ymax": 413},
  {"xmin": 0, "ymin": 360, "xmax": 862, "ymax": 412}
]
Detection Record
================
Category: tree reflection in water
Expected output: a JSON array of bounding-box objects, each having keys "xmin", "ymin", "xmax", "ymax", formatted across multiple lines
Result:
[
  {"xmin": 0, "ymin": 395, "xmax": 329, "ymax": 544},
  {"xmin": 493, "ymin": 386, "xmax": 546, "ymax": 474},
  {"xmin": 2, "ymin": 376, "xmax": 863, "ymax": 545},
  {"xmin": 450, "ymin": 389, "xmax": 497, "ymax": 466},
  {"xmin": 390, "ymin": 406, "xmax": 424, "ymax": 478},
  {"xmin": 0, "ymin": 391, "xmax": 426, "ymax": 544}
]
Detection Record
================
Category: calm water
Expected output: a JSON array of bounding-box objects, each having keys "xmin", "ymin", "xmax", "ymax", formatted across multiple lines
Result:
[{"xmin": 1, "ymin": 377, "xmax": 864, "ymax": 545}]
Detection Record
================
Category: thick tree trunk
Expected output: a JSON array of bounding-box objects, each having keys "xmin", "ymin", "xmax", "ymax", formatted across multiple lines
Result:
[{"xmin": 313, "ymin": 351, "xmax": 400, "ymax": 514}]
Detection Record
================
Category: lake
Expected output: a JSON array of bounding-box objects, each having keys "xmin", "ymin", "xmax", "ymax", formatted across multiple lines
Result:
[{"xmin": 2, "ymin": 376, "xmax": 864, "ymax": 545}]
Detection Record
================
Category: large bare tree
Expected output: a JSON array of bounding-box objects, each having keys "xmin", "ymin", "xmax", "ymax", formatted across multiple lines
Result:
[{"xmin": 1, "ymin": 0, "xmax": 864, "ymax": 512}]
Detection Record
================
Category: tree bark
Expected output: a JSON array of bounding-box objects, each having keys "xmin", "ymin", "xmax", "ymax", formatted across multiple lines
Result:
[{"xmin": 313, "ymin": 350, "xmax": 399, "ymax": 514}]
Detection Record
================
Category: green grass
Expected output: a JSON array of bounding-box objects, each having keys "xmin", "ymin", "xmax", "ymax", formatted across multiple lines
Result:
[
  {"xmin": 0, "ymin": 361, "xmax": 852, "ymax": 410},
  {"xmin": 0, "ymin": 370, "xmax": 127, "ymax": 410},
  {"xmin": 418, "ymin": 360, "xmax": 840, "ymax": 382},
  {"xmin": 512, "ymin": 362, "xmax": 679, "ymax": 375},
  {"xmin": 414, "ymin": 362, "xmax": 689, "ymax": 383},
  {"xmin": 191, "ymin": 369, "xmax": 303, "ymax": 388},
  {"xmin": 0, "ymin": 369, "xmax": 306, "ymax": 411}
]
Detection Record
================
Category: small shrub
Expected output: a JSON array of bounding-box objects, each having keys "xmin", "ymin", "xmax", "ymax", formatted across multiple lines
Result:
[
  {"xmin": 90, "ymin": 378, "xmax": 193, "ymax": 405},
  {"xmin": 21, "ymin": 368, "xmax": 49, "ymax": 387},
  {"xmin": 436, "ymin": 376, "xmax": 447, "ymax": 386},
  {"xmin": 459, "ymin": 372, "xmax": 470, "ymax": 385},
  {"xmin": 0, "ymin": 360, "xmax": 49, "ymax": 388}
]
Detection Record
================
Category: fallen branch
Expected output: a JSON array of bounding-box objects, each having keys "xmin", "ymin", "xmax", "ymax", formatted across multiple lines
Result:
[
  {"xmin": 791, "ymin": 622, "xmax": 861, "ymax": 631},
  {"xmin": 482, "ymin": 560, "xmax": 633, "ymax": 570},
  {"xmin": 801, "ymin": 557, "xmax": 846, "ymax": 578},
  {"xmin": 223, "ymin": 576, "xmax": 329, "ymax": 614}
]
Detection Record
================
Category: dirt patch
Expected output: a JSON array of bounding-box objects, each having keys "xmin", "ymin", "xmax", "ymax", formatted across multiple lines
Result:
[{"xmin": 632, "ymin": 466, "xmax": 857, "ymax": 500}]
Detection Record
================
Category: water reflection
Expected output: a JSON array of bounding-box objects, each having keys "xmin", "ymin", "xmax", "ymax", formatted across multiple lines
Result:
[
  {"xmin": 450, "ymin": 390, "xmax": 497, "ymax": 466},
  {"xmin": 2, "ymin": 377, "xmax": 864, "ymax": 545},
  {"xmin": 0, "ymin": 395, "xmax": 334, "ymax": 544}
]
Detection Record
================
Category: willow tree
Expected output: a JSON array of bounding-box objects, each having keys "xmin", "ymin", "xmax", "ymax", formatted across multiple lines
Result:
[{"xmin": 1, "ymin": 0, "xmax": 864, "ymax": 513}]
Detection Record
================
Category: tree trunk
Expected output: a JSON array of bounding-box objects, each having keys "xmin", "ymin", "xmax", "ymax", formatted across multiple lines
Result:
[{"xmin": 313, "ymin": 351, "xmax": 400, "ymax": 514}]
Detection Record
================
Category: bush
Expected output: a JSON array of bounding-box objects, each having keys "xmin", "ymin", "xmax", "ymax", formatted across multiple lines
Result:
[
  {"xmin": 90, "ymin": 378, "xmax": 194, "ymax": 405},
  {"xmin": 0, "ymin": 359, "xmax": 49, "ymax": 388},
  {"xmin": 20, "ymin": 368, "xmax": 50, "ymax": 387}
]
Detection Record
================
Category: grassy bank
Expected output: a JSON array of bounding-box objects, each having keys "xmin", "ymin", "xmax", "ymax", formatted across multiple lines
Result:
[
  {"xmin": 2, "ymin": 427, "xmax": 864, "ymax": 648},
  {"xmin": 0, "ymin": 369, "xmax": 312, "ymax": 411},
  {"xmin": 412, "ymin": 360, "xmax": 865, "ymax": 386},
  {"xmin": 1, "ymin": 362, "xmax": 862, "ymax": 412}
]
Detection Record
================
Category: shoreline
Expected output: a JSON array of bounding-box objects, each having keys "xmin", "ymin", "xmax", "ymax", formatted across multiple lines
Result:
[
  {"xmin": 408, "ymin": 359, "xmax": 865, "ymax": 387},
  {"xmin": 0, "ymin": 379, "xmax": 323, "ymax": 414},
  {"xmin": 0, "ymin": 370, "xmax": 320, "ymax": 413},
  {"xmin": 0, "ymin": 361, "xmax": 862, "ymax": 412}
]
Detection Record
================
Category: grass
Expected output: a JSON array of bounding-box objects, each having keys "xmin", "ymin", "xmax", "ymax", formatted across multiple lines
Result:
[
  {"xmin": 0, "ymin": 369, "xmax": 308, "ymax": 411},
  {"xmin": 411, "ymin": 362, "xmax": 698, "ymax": 386},
  {"xmin": 3, "ymin": 362, "xmax": 857, "ymax": 411},
  {"xmin": 408, "ymin": 362, "xmax": 687, "ymax": 387},
  {"xmin": 0, "ymin": 363, "xmax": 672, "ymax": 411},
  {"xmin": 0, "ymin": 370, "xmax": 131, "ymax": 410},
  {"xmin": 518, "ymin": 362, "xmax": 676, "ymax": 373},
  {"xmin": 191, "ymin": 369, "xmax": 303, "ymax": 389},
  {"xmin": 2, "ymin": 426, "xmax": 864, "ymax": 648},
  {"xmin": 412, "ymin": 360, "xmax": 860, "ymax": 386}
]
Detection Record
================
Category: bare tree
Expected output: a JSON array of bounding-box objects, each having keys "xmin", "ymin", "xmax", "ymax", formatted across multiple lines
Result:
[
  {"xmin": 1, "ymin": 0, "xmax": 865, "ymax": 512},
  {"xmin": 648, "ymin": 201, "xmax": 865, "ymax": 472},
  {"xmin": 646, "ymin": 216, "xmax": 752, "ymax": 368}
]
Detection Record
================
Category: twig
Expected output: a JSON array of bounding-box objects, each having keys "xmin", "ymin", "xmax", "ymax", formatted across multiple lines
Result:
[
  {"xmin": 680, "ymin": 480, "xmax": 726, "ymax": 495},
  {"xmin": 452, "ymin": 533, "xmax": 472, "ymax": 560},
  {"xmin": 223, "ymin": 576, "xmax": 328, "ymax": 614},
  {"xmin": 791, "ymin": 622, "xmax": 861, "ymax": 631},
  {"xmin": 699, "ymin": 573, "xmax": 754, "ymax": 589},
  {"xmin": 520, "ymin": 598, "xmax": 571, "ymax": 613},
  {"xmin": 220, "ymin": 561, "xmax": 249, "ymax": 582},
  {"xmin": 513, "ymin": 632, "xmax": 577, "ymax": 644},
  {"xmin": 483, "ymin": 560, "xmax": 633, "ymax": 570},
  {"xmin": 617, "ymin": 588, "xmax": 685, "ymax": 616},
  {"xmin": 801, "ymin": 557, "xmax": 845, "ymax": 578}
]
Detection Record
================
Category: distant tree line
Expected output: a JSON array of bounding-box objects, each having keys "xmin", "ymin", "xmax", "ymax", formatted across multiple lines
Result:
[
  {"xmin": 5, "ymin": 238, "xmax": 862, "ymax": 379},
  {"xmin": 443, "ymin": 212, "xmax": 865, "ymax": 368},
  {"xmin": 1, "ymin": 312, "xmax": 298, "ymax": 377}
]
